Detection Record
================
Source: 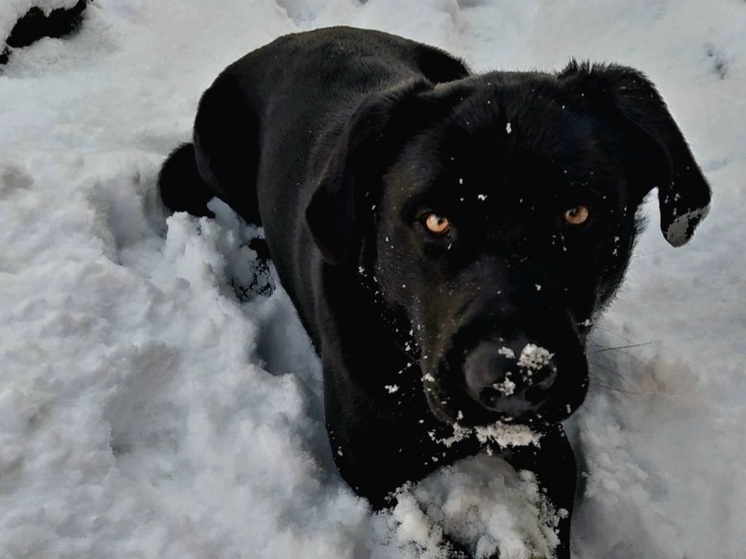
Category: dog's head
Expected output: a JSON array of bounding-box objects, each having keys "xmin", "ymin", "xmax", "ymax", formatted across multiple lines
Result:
[{"xmin": 306, "ymin": 62, "xmax": 711, "ymax": 427}]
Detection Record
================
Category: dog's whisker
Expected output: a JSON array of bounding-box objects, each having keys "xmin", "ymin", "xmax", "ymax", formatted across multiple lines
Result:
[
  {"xmin": 588, "ymin": 379, "xmax": 642, "ymax": 396},
  {"xmin": 587, "ymin": 341, "xmax": 653, "ymax": 354},
  {"xmin": 630, "ymin": 248, "xmax": 667, "ymax": 259},
  {"xmin": 589, "ymin": 325, "xmax": 637, "ymax": 344},
  {"xmin": 589, "ymin": 377, "xmax": 685, "ymax": 398}
]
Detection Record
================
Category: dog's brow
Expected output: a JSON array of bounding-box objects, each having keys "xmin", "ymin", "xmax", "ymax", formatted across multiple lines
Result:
[{"xmin": 399, "ymin": 190, "xmax": 441, "ymax": 219}]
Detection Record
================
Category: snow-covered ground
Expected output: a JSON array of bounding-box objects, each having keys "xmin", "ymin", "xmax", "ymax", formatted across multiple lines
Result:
[{"xmin": 1, "ymin": 1, "xmax": 744, "ymax": 558}]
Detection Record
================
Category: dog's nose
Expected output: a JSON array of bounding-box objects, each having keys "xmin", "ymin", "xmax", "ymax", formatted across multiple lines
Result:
[{"xmin": 463, "ymin": 340, "xmax": 557, "ymax": 418}]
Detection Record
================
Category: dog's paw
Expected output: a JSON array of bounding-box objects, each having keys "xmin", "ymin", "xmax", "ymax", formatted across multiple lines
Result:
[
  {"xmin": 390, "ymin": 454, "xmax": 562, "ymax": 559},
  {"xmin": 201, "ymin": 198, "xmax": 275, "ymax": 301},
  {"xmin": 231, "ymin": 237, "xmax": 274, "ymax": 301}
]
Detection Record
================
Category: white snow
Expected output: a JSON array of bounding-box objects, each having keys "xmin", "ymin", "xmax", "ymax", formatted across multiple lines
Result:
[
  {"xmin": 517, "ymin": 344, "xmax": 554, "ymax": 372},
  {"xmin": 1, "ymin": 1, "xmax": 744, "ymax": 558},
  {"xmin": 498, "ymin": 346, "xmax": 516, "ymax": 359}
]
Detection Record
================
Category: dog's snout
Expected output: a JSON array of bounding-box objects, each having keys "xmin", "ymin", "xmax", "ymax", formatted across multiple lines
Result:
[{"xmin": 463, "ymin": 340, "xmax": 557, "ymax": 418}]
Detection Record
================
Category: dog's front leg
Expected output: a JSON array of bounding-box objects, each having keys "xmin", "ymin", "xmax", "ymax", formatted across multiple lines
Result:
[{"xmin": 504, "ymin": 424, "xmax": 576, "ymax": 559}]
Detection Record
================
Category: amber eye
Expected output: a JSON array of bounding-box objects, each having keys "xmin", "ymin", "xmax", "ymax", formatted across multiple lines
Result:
[
  {"xmin": 563, "ymin": 205, "xmax": 590, "ymax": 225},
  {"xmin": 423, "ymin": 213, "xmax": 450, "ymax": 236}
]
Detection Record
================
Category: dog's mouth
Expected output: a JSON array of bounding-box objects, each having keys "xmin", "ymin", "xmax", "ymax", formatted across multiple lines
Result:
[{"xmin": 419, "ymin": 328, "xmax": 589, "ymax": 428}]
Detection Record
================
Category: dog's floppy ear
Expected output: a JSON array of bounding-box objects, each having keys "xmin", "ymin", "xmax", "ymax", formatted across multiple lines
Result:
[
  {"xmin": 559, "ymin": 61, "xmax": 711, "ymax": 246},
  {"xmin": 306, "ymin": 79, "xmax": 434, "ymax": 265}
]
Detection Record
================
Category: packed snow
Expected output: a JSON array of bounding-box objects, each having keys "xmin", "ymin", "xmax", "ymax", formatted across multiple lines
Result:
[{"xmin": 1, "ymin": 1, "xmax": 744, "ymax": 558}]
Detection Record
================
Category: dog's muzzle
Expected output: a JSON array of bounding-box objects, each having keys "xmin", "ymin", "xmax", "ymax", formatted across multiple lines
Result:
[
  {"xmin": 421, "ymin": 309, "xmax": 589, "ymax": 426},
  {"xmin": 463, "ymin": 339, "xmax": 558, "ymax": 418}
]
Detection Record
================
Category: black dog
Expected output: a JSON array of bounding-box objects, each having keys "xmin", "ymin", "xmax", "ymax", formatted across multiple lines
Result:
[{"xmin": 158, "ymin": 26, "xmax": 710, "ymax": 557}]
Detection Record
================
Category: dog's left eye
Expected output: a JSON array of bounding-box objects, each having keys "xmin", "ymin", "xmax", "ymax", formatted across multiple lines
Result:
[
  {"xmin": 423, "ymin": 213, "xmax": 451, "ymax": 236},
  {"xmin": 563, "ymin": 205, "xmax": 590, "ymax": 226}
]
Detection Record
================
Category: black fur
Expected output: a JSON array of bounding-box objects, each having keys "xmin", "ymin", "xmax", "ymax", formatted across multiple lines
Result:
[{"xmin": 158, "ymin": 27, "xmax": 710, "ymax": 557}]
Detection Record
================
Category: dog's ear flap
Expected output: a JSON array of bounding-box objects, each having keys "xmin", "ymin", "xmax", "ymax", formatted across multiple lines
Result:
[
  {"xmin": 558, "ymin": 61, "xmax": 711, "ymax": 247},
  {"xmin": 306, "ymin": 79, "xmax": 435, "ymax": 264}
]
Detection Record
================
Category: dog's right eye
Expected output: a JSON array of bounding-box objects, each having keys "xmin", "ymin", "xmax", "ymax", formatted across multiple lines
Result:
[
  {"xmin": 422, "ymin": 213, "xmax": 451, "ymax": 236},
  {"xmin": 563, "ymin": 205, "xmax": 590, "ymax": 226}
]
